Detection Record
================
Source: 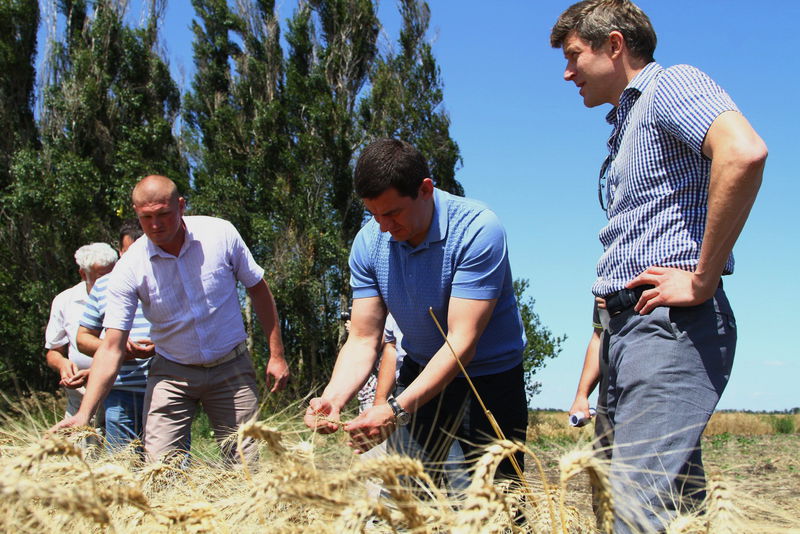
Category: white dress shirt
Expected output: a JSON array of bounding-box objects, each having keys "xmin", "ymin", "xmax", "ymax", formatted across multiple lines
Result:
[
  {"xmin": 104, "ymin": 216, "xmax": 264, "ymax": 364},
  {"xmin": 44, "ymin": 281, "xmax": 94, "ymax": 370}
]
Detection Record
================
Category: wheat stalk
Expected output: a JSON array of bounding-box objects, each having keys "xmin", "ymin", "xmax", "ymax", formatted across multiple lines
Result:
[{"xmin": 559, "ymin": 447, "xmax": 613, "ymax": 533}]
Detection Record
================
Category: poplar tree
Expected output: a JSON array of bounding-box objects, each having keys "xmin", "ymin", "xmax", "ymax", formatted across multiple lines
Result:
[
  {"xmin": 0, "ymin": 0, "xmax": 42, "ymax": 390},
  {"xmin": 0, "ymin": 0, "xmax": 186, "ymax": 392},
  {"xmin": 360, "ymin": 0, "xmax": 463, "ymax": 195}
]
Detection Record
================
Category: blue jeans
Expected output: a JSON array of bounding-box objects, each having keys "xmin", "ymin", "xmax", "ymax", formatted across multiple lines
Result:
[
  {"xmin": 605, "ymin": 288, "xmax": 736, "ymax": 533},
  {"xmin": 103, "ymin": 389, "xmax": 146, "ymax": 451}
]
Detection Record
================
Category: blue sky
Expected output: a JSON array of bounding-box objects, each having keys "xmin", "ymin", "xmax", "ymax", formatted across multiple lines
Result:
[{"xmin": 57, "ymin": 0, "xmax": 797, "ymax": 411}]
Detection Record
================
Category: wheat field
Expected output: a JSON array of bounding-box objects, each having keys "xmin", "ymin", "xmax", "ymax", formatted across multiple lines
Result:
[{"xmin": 1, "ymin": 395, "xmax": 798, "ymax": 533}]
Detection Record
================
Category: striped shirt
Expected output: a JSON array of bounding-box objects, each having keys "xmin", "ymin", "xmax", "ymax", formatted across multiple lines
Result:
[
  {"xmin": 593, "ymin": 62, "xmax": 739, "ymax": 296},
  {"xmin": 80, "ymin": 273, "xmax": 150, "ymax": 391}
]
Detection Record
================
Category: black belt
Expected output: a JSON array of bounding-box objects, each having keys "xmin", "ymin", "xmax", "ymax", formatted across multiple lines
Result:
[
  {"xmin": 604, "ymin": 279, "xmax": 723, "ymax": 317},
  {"xmin": 604, "ymin": 285, "xmax": 654, "ymax": 317}
]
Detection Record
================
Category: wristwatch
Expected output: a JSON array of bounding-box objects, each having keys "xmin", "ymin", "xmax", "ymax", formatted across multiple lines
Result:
[{"xmin": 387, "ymin": 395, "xmax": 411, "ymax": 426}]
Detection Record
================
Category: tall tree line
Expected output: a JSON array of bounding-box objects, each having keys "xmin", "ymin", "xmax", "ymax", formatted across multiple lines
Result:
[{"xmin": 0, "ymin": 0, "xmax": 561, "ymax": 402}]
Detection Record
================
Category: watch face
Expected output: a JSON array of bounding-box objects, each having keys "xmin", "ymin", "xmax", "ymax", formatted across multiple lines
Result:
[{"xmin": 396, "ymin": 411, "xmax": 411, "ymax": 426}]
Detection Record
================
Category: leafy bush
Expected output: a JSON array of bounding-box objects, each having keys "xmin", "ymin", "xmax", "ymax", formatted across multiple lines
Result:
[{"xmin": 770, "ymin": 416, "xmax": 796, "ymax": 434}]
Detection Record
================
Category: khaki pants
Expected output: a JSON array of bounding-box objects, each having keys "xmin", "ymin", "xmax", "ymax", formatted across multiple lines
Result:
[{"xmin": 142, "ymin": 346, "xmax": 259, "ymax": 463}]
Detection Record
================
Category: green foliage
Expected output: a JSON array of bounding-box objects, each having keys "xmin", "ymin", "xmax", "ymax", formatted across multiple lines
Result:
[
  {"xmin": 0, "ymin": 0, "xmax": 187, "ymax": 393},
  {"xmin": 770, "ymin": 415, "xmax": 796, "ymax": 435},
  {"xmin": 514, "ymin": 278, "xmax": 565, "ymax": 400},
  {"xmin": 359, "ymin": 0, "xmax": 462, "ymax": 195},
  {"xmin": 0, "ymin": 0, "xmax": 39, "ymax": 188},
  {"xmin": 0, "ymin": 0, "xmax": 559, "ymax": 405},
  {"xmin": 709, "ymin": 431, "xmax": 732, "ymax": 450}
]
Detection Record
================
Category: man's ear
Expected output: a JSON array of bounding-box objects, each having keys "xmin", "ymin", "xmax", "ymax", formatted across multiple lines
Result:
[
  {"xmin": 608, "ymin": 30, "xmax": 625, "ymax": 59},
  {"xmin": 419, "ymin": 177, "xmax": 434, "ymax": 198}
]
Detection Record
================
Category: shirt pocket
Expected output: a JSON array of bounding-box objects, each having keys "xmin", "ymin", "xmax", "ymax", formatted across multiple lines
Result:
[{"xmin": 201, "ymin": 267, "xmax": 233, "ymax": 313}]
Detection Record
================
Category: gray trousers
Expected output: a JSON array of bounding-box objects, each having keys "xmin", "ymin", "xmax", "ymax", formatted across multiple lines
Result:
[
  {"xmin": 604, "ymin": 287, "xmax": 735, "ymax": 533},
  {"xmin": 142, "ymin": 346, "xmax": 259, "ymax": 464}
]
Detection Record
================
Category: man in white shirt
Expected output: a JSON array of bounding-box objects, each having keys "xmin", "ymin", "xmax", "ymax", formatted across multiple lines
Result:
[
  {"xmin": 52, "ymin": 175, "xmax": 289, "ymax": 463},
  {"xmin": 44, "ymin": 243, "xmax": 118, "ymax": 417}
]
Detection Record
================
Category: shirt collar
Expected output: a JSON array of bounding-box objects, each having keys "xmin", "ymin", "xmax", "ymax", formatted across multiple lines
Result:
[
  {"xmin": 606, "ymin": 61, "xmax": 662, "ymax": 125},
  {"xmin": 146, "ymin": 218, "xmax": 193, "ymax": 259},
  {"xmin": 396, "ymin": 188, "xmax": 449, "ymax": 251}
]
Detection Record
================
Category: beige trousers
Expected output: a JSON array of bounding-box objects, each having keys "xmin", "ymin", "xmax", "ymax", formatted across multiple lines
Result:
[{"xmin": 142, "ymin": 345, "xmax": 259, "ymax": 463}]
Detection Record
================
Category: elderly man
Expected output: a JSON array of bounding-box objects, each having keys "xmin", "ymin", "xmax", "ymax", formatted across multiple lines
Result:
[
  {"xmin": 551, "ymin": 1, "xmax": 766, "ymax": 531},
  {"xmin": 305, "ymin": 139, "xmax": 528, "ymax": 483},
  {"xmin": 45, "ymin": 243, "xmax": 118, "ymax": 418},
  {"xmin": 53, "ymin": 175, "xmax": 289, "ymax": 463}
]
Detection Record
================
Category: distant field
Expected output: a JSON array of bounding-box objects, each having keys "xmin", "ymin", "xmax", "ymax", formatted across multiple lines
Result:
[
  {"xmin": 526, "ymin": 410, "xmax": 800, "ymax": 531},
  {"xmin": 528, "ymin": 410, "xmax": 800, "ymax": 442},
  {"xmin": 1, "ymin": 395, "xmax": 797, "ymax": 533}
]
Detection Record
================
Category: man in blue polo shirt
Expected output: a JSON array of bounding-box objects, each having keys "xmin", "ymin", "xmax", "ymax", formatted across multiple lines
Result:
[{"xmin": 305, "ymin": 138, "xmax": 528, "ymax": 481}]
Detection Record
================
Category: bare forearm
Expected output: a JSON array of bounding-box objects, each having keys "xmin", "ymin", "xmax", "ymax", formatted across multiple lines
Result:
[
  {"xmin": 696, "ymin": 112, "xmax": 767, "ymax": 288},
  {"xmin": 395, "ymin": 337, "xmax": 477, "ymax": 413},
  {"xmin": 76, "ymin": 346, "xmax": 124, "ymax": 418},
  {"xmin": 322, "ymin": 335, "xmax": 382, "ymax": 410},
  {"xmin": 249, "ymin": 280, "xmax": 285, "ymax": 359},
  {"xmin": 45, "ymin": 348, "xmax": 69, "ymax": 373},
  {"xmin": 697, "ymin": 164, "xmax": 764, "ymax": 284},
  {"xmin": 373, "ymin": 345, "xmax": 398, "ymax": 404},
  {"xmin": 575, "ymin": 330, "xmax": 602, "ymax": 399},
  {"xmin": 76, "ymin": 326, "xmax": 103, "ymax": 356}
]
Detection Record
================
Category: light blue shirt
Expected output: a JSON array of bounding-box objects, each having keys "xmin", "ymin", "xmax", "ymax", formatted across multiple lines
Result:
[
  {"xmin": 594, "ymin": 62, "xmax": 738, "ymax": 296},
  {"xmin": 104, "ymin": 216, "xmax": 264, "ymax": 365},
  {"xmin": 81, "ymin": 273, "xmax": 149, "ymax": 391},
  {"xmin": 350, "ymin": 188, "xmax": 525, "ymax": 376}
]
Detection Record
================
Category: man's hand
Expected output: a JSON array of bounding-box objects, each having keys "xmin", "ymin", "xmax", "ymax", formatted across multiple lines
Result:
[
  {"xmin": 266, "ymin": 356, "xmax": 290, "ymax": 392},
  {"xmin": 628, "ymin": 266, "xmax": 718, "ymax": 315},
  {"xmin": 57, "ymin": 359, "xmax": 79, "ymax": 384},
  {"xmin": 343, "ymin": 403, "xmax": 396, "ymax": 454},
  {"xmin": 49, "ymin": 412, "xmax": 91, "ymax": 433},
  {"xmin": 125, "ymin": 338, "xmax": 155, "ymax": 360},
  {"xmin": 60, "ymin": 368, "xmax": 90, "ymax": 389},
  {"xmin": 304, "ymin": 398, "xmax": 341, "ymax": 433},
  {"xmin": 569, "ymin": 395, "xmax": 592, "ymax": 420}
]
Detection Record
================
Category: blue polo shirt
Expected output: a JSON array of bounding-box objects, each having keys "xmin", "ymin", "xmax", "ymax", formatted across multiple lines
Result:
[{"xmin": 350, "ymin": 188, "xmax": 525, "ymax": 376}]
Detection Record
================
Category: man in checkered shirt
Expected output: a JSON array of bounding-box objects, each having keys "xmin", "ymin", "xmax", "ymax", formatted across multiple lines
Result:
[{"xmin": 551, "ymin": 1, "xmax": 766, "ymax": 532}]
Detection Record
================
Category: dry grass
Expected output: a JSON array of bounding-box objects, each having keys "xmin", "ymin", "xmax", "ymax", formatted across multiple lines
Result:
[
  {"xmin": 0, "ymin": 400, "xmax": 797, "ymax": 533},
  {"xmin": 528, "ymin": 410, "xmax": 800, "ymax": 442}
]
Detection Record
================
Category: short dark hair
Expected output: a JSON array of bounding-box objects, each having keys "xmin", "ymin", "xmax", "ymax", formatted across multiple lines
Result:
[
  {"xmin": 354, "ymin": 139, "xmax": 430, "ymax": 199},
  {"xmin": 119, "ymin": 218, "xmax": 144, "ymax": 244},
  {"xmin": 550, "ymin": 0, "xmax": 656, "ymax": 63}
]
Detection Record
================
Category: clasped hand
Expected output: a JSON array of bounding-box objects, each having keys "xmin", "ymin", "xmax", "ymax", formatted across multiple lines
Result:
[{"xmin": 304, "ymin": 398, "xmax": 396, "ymax": 453}]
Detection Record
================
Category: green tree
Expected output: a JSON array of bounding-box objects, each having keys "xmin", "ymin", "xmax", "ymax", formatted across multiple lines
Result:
[
  {"xmin": 360, "ymin": 0, "xmax": 463, "ymax": 195},
  {"xmin": 0, "ymin": 0, "xmax": 186, "ymax": 392},
  {"xmin": 0, "ymin": 0, "xmax": 42, "ymax": 391},
  {"xmin": 0, "ymin": 0, "xmax": 39, "ymax": 189},
  {"xmin": 514, "ymin": 278, "xmax": 565, "ymax": 400}
]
